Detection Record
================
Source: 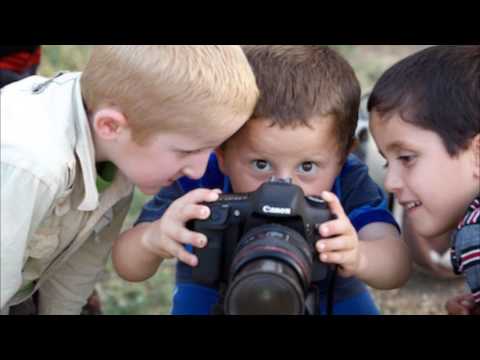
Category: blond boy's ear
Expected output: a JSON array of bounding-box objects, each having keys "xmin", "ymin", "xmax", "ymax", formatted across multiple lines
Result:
[{"xmin": 92, "ymin": 108, "xmax": 128, "ymax": 140}]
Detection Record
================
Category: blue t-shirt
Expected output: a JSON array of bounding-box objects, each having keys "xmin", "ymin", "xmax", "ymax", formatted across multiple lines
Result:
[{"xmin": 136, "ymin": 153, "xmax": 399, "ymax": 314}]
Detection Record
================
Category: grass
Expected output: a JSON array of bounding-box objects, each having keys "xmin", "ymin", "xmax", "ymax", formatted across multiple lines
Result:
[
  {"xmin": 101, "ymin": 187, "xmax": 166, "ymax": 315},
  {"xmin": 36, "ymin": 45, "xmax": 428, "ymax": 315},
  {"xmin": 39, "ymin": 45, "xmax": 93, "ymax": 77},
  {"xmin": 99, "ymin": 258, "xmax": 175, "ymax": 315}
]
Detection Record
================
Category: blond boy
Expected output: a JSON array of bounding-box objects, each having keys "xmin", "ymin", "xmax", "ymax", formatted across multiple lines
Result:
[{"xmin": 0, "ymin": 45, "xmax": 258, "ymax": 314}]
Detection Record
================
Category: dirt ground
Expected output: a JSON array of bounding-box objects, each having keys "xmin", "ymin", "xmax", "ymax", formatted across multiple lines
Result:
[{"xmin": 369, "ymin": 266, "xmax": 466, "ymax": 315}]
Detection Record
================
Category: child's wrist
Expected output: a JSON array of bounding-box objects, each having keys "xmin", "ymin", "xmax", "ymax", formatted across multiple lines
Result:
[
  {"xmin": 355, "ymin": 242, "xmax": 368, "ymax": 278},
  {"xmin": 140, "ymin": 225, "xmax": 163, "ymax": 260}
]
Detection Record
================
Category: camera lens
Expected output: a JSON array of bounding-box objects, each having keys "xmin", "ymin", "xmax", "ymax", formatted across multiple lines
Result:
[
  {"xmin": 224, "ymin": 224, "xmax": 314, "ymax": 315},
  {"xmin": 225, "ymin": 259, "xmax": 304, "ymax": 314}
]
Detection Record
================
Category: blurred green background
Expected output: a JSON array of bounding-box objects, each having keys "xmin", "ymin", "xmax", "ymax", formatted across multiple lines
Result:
[{"xmin": 38, "ymin": 45, "xmax": 429, "ymax": 315}]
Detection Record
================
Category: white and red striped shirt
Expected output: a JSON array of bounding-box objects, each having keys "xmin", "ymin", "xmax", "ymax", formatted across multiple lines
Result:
[
  {"xmin": 457, "ymin": 197, "xmax": 480, "ymax": 229},
  {"xmin": 451, "ymin": 195, "xmax": 480, "ymax": 304}
]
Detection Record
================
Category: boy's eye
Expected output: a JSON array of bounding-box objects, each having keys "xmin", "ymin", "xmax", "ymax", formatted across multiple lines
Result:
[
  {"xmin": 178, "ymin": 148, "xmax": 208, "ymax": 156},
  {"xmin": 398, "ymin": 155, "xmax": 416, "ymax": 166},
  {"xmin": 297, "ymin": 161, "xmax": 317, "ymax": 174},
  {"xmin": 251, "ymin": 159, "xmax": 272, "ymax": 172},
  {"xmin": 177, "ymin": 149, "xmax": 197, "ymax": 156},
  {"xmin": 383, "ymin": 155, "xmax": 415, "ymax": 169}
]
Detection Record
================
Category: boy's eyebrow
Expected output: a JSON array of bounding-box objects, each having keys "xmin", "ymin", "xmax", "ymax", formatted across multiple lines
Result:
[
  {"xmin": 179, "ymin": 141, "xmax": 220, "ymax": 152},
  {"xmin": 308, "ymin": 156, "xmax": 329, "ymax": 164},
  {"xmin": 386, "ymin": 141, "xmax": 414, "ymax": 153}
]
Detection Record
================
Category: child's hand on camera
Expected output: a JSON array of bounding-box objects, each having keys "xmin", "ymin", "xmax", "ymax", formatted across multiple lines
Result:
[
  {"xmin": 315, "ymin": 191, "xmax": 361, "ymax": 278},
  {"xmin": 140, "ymin": 188, "xmax": 221, "ymax": 267}
]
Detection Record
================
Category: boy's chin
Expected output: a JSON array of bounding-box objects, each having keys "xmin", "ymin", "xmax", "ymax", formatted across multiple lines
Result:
[
  {"xmin": 412, "ymin": 223, "xmax": 449, "ymax": 241},
  {"xmin": 137, "ymin": 185, "xmax": 163, "ymax": 195}
]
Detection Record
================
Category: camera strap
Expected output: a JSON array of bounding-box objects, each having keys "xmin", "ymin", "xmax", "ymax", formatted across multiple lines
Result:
[
  {"xmin": 326, "ymin": 265, "xmax": 338, "ymax": 315},
  {"xmin": 306, "ymin": 265, "xmax": 337, "ymax": 315}
]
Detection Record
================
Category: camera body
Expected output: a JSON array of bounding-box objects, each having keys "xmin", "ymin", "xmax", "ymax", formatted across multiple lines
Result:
[{"xmin": 188, "ymin": 178, "xmax": 336, "ymax": 314}]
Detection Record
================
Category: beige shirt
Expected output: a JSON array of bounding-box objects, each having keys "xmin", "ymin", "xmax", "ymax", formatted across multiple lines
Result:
[{"xmin": 1, "ymin": 73, "xmax": 134, "ymax": 314}]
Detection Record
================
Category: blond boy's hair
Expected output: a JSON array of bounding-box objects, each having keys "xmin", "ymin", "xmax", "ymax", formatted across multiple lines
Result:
[{"xmin": 81, "ymin": 45, "xmax": 259, "ymax": 144}]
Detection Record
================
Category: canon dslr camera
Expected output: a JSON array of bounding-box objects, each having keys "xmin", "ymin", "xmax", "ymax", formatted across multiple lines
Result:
[{"xmin": 188, "ymin": 178, "xmax": 335, "ymax": 315}]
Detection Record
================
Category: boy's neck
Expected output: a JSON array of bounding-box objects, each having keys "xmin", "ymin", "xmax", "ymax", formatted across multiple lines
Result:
[
  {"xmin": 93, "ymin": 137, "xmax": 110, "ymax": 163},
  {"xmin": 96, "ymin": 161, "xmax": 117, "ymax": 192}
]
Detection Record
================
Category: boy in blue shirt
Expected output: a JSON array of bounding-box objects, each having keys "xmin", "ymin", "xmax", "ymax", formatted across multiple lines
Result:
[{"xmin": 113, "ymin": 45, "xmax": 411, "ymax": 315}]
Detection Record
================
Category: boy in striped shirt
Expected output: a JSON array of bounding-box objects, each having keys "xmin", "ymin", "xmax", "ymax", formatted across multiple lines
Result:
[
  {"xmin": 449, "ymin": 196, "xmax": 480, "ymax": 314},
  {"xmin": 367, "ymin": 46, "xmax": 480, "ymax": 315}
]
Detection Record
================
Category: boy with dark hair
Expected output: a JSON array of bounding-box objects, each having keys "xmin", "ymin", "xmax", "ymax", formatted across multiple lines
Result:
[{"xmin": 368, "ymin": 45, "xmax": 480, "ymax": 315}]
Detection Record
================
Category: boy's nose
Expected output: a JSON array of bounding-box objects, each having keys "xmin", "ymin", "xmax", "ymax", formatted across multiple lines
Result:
[
  {"xmin": 383, "ymin": 168, "xmax": 403, "ymax": 195},
  {"xmin": 182, "ymin": 153, "xmax": 210, "ymax": 180},
  {"xmin": 276, "ymin": 169, "xmax": 294, "ymax": 181}
]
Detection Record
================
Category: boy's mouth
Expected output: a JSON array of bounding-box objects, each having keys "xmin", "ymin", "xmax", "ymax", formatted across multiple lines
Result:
[{"xmin": 402, "ymin": 201, "xmax": 422, "ymax": 210}]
